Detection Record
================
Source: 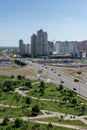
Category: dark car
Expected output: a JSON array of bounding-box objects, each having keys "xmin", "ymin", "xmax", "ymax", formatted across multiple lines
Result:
[
  {"xmin": 61, "ymin": 81, "xmax": 64, "ymax": 83},
  {"xmin": 58, "ymin": 74, "xmax": 61, "ymax": 76},
  {"xmin": 73, "ymin": 88, "xmax": 77, "ymax": 90}
]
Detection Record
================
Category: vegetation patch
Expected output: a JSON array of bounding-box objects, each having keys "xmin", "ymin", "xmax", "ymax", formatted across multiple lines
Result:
[{"xmin": 36, "ymin": 117, "xmax": 87, "ymax": 127}]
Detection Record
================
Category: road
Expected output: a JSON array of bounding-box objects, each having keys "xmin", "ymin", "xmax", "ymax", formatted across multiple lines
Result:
[{"xmin": 27, "ymin": 60, "xmax": 87, "ymax": 98}]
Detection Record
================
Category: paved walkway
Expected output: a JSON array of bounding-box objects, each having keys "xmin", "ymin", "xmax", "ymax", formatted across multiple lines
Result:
[
  {"xmin": 15, "ymin": 86, "xmax": 87, "ymax": 104},
  {"xmin": 14, "ymin": 86, "xmax": 87, "ymax": 129},
  {"xmin": 0, "ymin": 83, "xmax": 87, "ymax": 129}
]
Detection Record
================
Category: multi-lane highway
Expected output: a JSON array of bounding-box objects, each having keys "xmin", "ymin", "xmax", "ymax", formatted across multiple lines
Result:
[{"xmin": 27, "ymin": 60, "xmax": 87, "ymax": 98}]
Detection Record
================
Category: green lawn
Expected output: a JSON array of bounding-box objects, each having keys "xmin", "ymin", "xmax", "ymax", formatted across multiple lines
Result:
[
  {"xmin": 0, "ymin": 91, "xmax": 26, "ymax": 106},
  {"xmin": 35, "ymin": 100, "xmax": 87, "ymax": 116},
  {"xmin": 0, "ymin": 121, "xmax": 74, "ymax": 130},
  {"xmin": 36, "ymin": 117, "xmax": 87, "ymax": 127},
  {"xmin": 0, "ymin": 106, "xmax": 31, "ymax": 118},
  {"xmin": 26, "ymin": 82, "xmax": 87, "ymax": 103},
  {"xmin": 0, "ymin": 80, "xmax": 86, "ymax": 116}
]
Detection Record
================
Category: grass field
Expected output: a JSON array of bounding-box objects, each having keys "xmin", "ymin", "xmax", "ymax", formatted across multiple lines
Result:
[
  {"xmin": 0, "ymin": 65, "xmax": 37, "ymax": 76},
  {"xmin": 0, "ymin": 121, "xmax": 74, "ymax": 130},
  {"xmin": 0, "ymin": 75, "xmax": 87, "ymax": 129},
  {"xmin": 36, "ymin": 117, "xmax": 87, "ymax": 127}
]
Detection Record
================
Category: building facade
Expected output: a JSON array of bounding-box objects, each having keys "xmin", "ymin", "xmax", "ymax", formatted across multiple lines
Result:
[
  {"xmin": 31, "ymin": 34, "xmax": 37, "ymax": 57},
  {"xmin": 48, "ymin": 41, "xmax": 54, "ymax": 55},
  {"xmin": 19, "ymin": 39, "xmax": 24, "ymax": 53},
  {"xmin": 36, "ymin": 29, "xmax": 48, "ymax": 56},
  {"xmin": 19, "ymin": 39, "xmax": 27, "ymax": 54},
  {"xmin": 55, "ymin": 41, "xmax": 77, "ymax": 57}
]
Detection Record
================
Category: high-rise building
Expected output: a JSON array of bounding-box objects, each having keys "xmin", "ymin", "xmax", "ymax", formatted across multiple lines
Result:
[
  {"xmin": 19, "ymin": 39, "xmax": 24, "ymax": 53},
  {"xmin": 55, "ymin": 41, "xmax": 77, "ymax": 56},
  {"xmin": 48, "ymin": 41, "xmax": 54, "ymax": 55},
  {"xmin": 31, "ymin": 34, "xmax": 37, "ymax": 57},
  {"xmin": 26, "ymin": 44, "xmax": 31, "ymax": 54},
  {"xmin": 36, "ymin": 29, "xmax": 48, "ymax": 56},
  {"xmin": 19, "ymin": 39, "xmax": 26, "ymax": 54}
]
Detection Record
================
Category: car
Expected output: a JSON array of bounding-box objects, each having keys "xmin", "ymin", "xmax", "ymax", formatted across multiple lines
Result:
[
  {"xmin": 61, "ymin": 81, "xmax": 64, "ymax": 83},
  {"xmin": 58, "ymin": 74, "xmax": 61, "ymax": 76},
  {"xmin": 51, "ymin": 68, "xmax": 54, "ymax": 71},
  {"xmin": 74, "ymin": 78, "xmax": 79, "ymax": 82},
  {"xmin": 73, "ymin": 88, "xmax": 77, "ymax": 90}
]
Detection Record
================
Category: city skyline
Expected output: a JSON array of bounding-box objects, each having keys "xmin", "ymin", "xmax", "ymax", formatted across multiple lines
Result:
[{"xmin": 1, "ymin": 0, "xmax": 87, "ymax": 46}]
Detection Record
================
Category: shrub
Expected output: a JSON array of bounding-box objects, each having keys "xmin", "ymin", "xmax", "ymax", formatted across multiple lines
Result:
[
  {"xmin": 14, "ymin": 118, "xmax": 23, "ymax": 128},
  {"xmin": 26, "ymin": 97, "xmax": 32, "ymax": 104},
  {"xmin": 2, "ymin": 117, "xmax": 9, "ymax": 126}
]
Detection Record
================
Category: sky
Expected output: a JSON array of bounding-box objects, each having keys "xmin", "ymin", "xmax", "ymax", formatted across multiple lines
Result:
[{"xmin": 0, "ymin": 0, "xmax": 87, "ymax": 46}]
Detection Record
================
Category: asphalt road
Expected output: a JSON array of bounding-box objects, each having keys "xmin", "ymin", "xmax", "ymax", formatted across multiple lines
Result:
[{"xmin": 27, "ymin": 60, "xmax": 87, "ymax": 98}]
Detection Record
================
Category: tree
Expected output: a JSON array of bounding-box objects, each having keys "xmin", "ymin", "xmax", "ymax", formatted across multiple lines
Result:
[
  {"xmin": 39, "ymin": 81, "xmax": 45, "ymax": 88},
  {"xmin": 17, "ymin": 75, "xmax": 23, "ymax": 80},
  {"xmin": 67, "ymin": 90, "xmax": 76, "ymax": 97},
  {"xmin": 62, "ymin": 97, "xmax": 67, "ymax": 102},
  {"xmin": 2, "ymin": 117, "xmax": 9, "ymax": 125},
  {"xmin": 47, "ymin": 122, "xmax": 53, "ymax": 130},
  {"xmin": 14, "ymin": 118, "xmax": 23, "ymax": 128},
  {"xmin": 32, "ymin": 105, "xmax": 40, "ymax": 116},
  {"xmin": 58, "ymin": 84, "xmax": 63, "ymax": 91},
  {"xmin": 39, "ymin": 87, "xmax": 45, "ymax": 95},
  {"xmin": 3, "ymin": 80, "xmax": 14, "ymax": 92},
  {"xmin": 71, "ymin": 98, "xmax": 77, "ymax": 106},
  {"xmin": 26, "ymin": 97, "xmax": 32, "ymax": 105},
  {"xmin": 25, "ymin": 81, "xmax": 32, "ymax": 88}
]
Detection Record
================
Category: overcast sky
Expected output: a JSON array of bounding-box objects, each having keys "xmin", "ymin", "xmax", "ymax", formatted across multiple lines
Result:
[{"xmin": 0, "ymin": 0, "xmax": 87, "ymax": 46}]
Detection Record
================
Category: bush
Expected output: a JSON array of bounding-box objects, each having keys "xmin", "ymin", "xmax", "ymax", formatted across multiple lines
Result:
[
  {"xmin": 3, "ymin": 80, "xmax": 14, "ymax": 92},
  {"xmin": 47, "ymin": 122, "xmax": 53, "ymax": 129},
  {"xmin": 39, "ymin": 81, "xmax": 45, "ymax": 88},
  {"xmin": 25, "ymin": 81, "xmax": 32, "ymax": 88},
  {"xmin": 2, "ymin": 117, "xmax": 9, "ymax": 126},
  {"xmin": 58, "ymin": 84, "xmax": 63, "ymax": 91},
  {"xmin": 32, "ymin": 105, "xmax": 40, "ymax": 113},
  {"xmin": 26, "ymin": 97, "xmax": 32, "ymax": 104},
  {"xmin": 31, "ymin": 105, "xmax": 40, "ymax": 116},
  {"xmin": 17, "ymin": 75, "xmax": 23, "ymax": 80},
  {"xmin": 14, "ymin": 118, "xmax": 23, "ymax": 128}
]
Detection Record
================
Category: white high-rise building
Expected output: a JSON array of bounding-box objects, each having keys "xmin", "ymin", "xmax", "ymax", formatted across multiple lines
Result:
[{"xmin": 55, "ymin": 41, "xmax": 77, "ymax": 56}]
